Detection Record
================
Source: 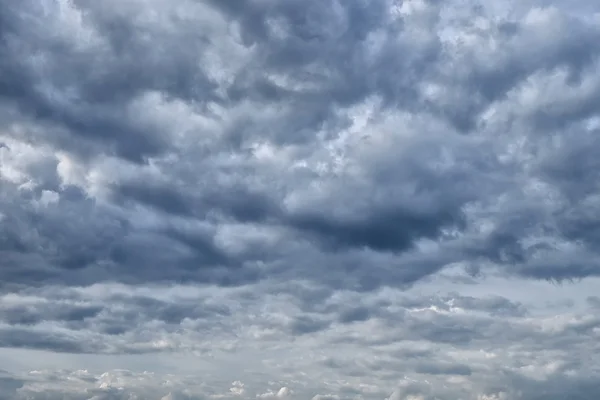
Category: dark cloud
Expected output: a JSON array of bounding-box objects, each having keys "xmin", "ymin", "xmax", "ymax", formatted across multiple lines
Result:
[
  {"xmin": 288, "ymin": 315, "xmax": 331, "ymax": 335},
  {"xmin": 0, "ymin": 0, "xmax": 220, "ymax": 163},
  {"xmin": 2, "ymin": 0, "xmax": 600, "ymax": 293},
  {"xmin": 287, "ymin": 205, "xmax": 464, "ymax": 253},
  {"xmin": 0, "ymin": 327, "xmax": 94, "ymax": 353},
  {"xmin": 0, "ymin": 303, "xmax": 102, "ymax": 326},
  {"xmin": 338, "ymin": 307, "xmax": 371, "ymax": 324}
]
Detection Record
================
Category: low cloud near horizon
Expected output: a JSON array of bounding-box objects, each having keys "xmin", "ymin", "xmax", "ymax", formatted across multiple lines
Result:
[{"xmin": 1, "ymin": 0, "xmax": 600, "ymax": 398}]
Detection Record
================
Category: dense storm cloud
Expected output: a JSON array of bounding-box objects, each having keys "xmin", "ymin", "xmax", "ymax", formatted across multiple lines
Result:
[{"xmin": 1, "ymin": 0, "xmax": 600, "ymax": 398}]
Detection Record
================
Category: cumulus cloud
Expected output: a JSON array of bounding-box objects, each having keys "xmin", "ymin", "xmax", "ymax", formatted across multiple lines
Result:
[
  {"xmin": 2, "ymin": 0, "xmax": 600, "ymax": 398},
  {"xmin": 2, "ymin": 0, "xmax": 600, "ymax": 290}
]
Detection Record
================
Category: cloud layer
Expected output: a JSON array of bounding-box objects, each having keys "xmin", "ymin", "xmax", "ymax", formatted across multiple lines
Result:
[
  {"xmin": 1, "ymin": 277, "xmax": 600, "ymax": 399},
  {"xmin": 1, "ymin": 0, "xmax": 600, "ymax": 398}
]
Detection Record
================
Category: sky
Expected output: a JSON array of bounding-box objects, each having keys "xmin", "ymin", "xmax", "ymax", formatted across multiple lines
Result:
[{"xmin": 1, "ymin": 0, "xmax": 600, "ymax": 399}]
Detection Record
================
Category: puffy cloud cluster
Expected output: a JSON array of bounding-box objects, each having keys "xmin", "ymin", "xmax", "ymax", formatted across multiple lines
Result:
[
  {"xmin": 2, "ymin": 0, "xmax": 600, "ymax": 398},
  {"xmin": 3, "ymin": 0, "xmax": 600, "ymax": 289}
]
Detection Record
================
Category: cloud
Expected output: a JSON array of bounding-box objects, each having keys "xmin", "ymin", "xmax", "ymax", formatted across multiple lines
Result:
[
  {"xmin": 0, "ymin": 279, "xmax": 598, "ymax": 398},
  {"xmin": 2, "ymin": 0, "xmax": 600, "ymax": 290},
  {"xmin": 257, "ymin": 387, "xmax": 293, "ymax": 399},
  {"xmin": 2, "ymin": 0, "xmax": 600, "ymax": 398}
]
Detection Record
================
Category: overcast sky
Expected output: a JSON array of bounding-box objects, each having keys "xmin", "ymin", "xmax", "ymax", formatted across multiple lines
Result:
[{"xmin": 1, "ymin": 0, "xmax": 600, "ymax": 399}]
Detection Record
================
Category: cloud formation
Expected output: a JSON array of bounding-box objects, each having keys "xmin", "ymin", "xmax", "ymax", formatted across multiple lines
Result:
[
  {"xmin": 3, "ymin": 0, "xmax": 600, "ymax": 289},
  {"xmin": 1, "ymin": 278, "xmax": 599, "ymax": 399},
  {"xmin": 1, "ymin": 0, "xmax": 600, "ymax": 398}
]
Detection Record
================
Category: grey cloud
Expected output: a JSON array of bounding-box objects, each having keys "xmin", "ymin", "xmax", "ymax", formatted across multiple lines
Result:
[
  {"xmin": 1, "ymin": 369, "xmax": 208, "ymax": 400},
  {"xmin": 338, "ymin": 306, "xmax": 371, "ymax": 324},
  {"xmin": 0, "ymin": 283, "xmax": 537, "ymax": 355},
  {"xmin": 0, "ymin": 303, "xmax": 102, "ymax": 326},
  {"xmin": 0, "ymin": 369, "xmax": 24, "ymax": 400},
  {"xmin": 2, "ymin": 0, "xmax": 600, "ymax": 396},
  {"xmin": 0, "ymin": 286, "xmax": 238, "ymax": 353},
  {"xmin": 494, "ymin": 369, "xmax": 600, "ymax": 400},
  {"xmin": 406, "ymin": 314, "xmax": 485, "ymax": 345},
  {"xmin": 287, "ymin": 204, "xmax": 464, "ymax": 253},
  {"xmin": 110, "ymin": 179, "xmax": 280, "ymax": 223},
  {"xmin": 0, "ymin": 327, "xmax": 95, "ymax": 353},
  {"xmin": 445, "ymin": 293, "xmax": 528, "ymax": 317},
  {"xmin": 110, "ymin": 181, "xmax": 199, "ymax": 219},
  {"xmin": 288, "ymin": 315, "xmax": 331, "ymax": 335},
  {"xmin": 587, "ymin": 296, "xmax": 600, "ymax": 309},
  {"xmin": 0, "ymin": 184, "xmax": 129, "ymax": 288},
  {"xmin": 429, "ymin": 5, "xmax": 600, "ymax": 132},
  {"xmin": 2, "ymin": 0, "xmax": 600, "ymax": 291},
  {"xmin": 0, "ymin": 0, "xmax": 219, "ymax": 164},
  {"xmin": 414, "ymin": 362, "xmax": 472, "ymax": 376},
  {"xmin": 0, "ymin": 278, "xmax": 598, "ymax": 398}
]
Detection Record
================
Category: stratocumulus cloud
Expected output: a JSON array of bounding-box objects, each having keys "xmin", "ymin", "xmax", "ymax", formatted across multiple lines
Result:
[{"xmin": 1, "ymin": 0, "xmax": 600, "ymax": 398}]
